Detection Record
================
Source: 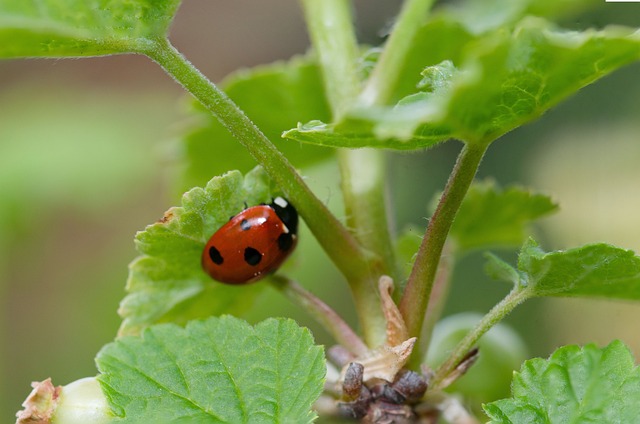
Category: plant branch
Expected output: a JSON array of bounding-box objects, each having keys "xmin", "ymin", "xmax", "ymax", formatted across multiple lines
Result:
[
  {"xmin": 299, "ymin": 0, "xmax": 390, "ymax": 347},
  {"xmin": 299, "ymin": 0, "xmax": 361, "ymax": 116},
  {"xmin": 359, "ymin": 0, "xmax": 436, "ymax": 106},
  {"xmin": 418, "ymin": 242, "xmax": 455, "ymax": 350},
  {"xmin": 431, "ymin": 286, "xmax": 532, "ymax": 389},
  {"xmin": 399, "ymin": 142, "xmax": 488, "ymax": 345},
  {"xmin": 270, "ymin": 276, "xmax": 368, "ymax": 357},
  {"xmin": 143, "ymin": 39, "xmax": 371, "ymax": 285},
  {"xmin": 338, "ymin": 149, "xmax": 399, "ymax": 281}
]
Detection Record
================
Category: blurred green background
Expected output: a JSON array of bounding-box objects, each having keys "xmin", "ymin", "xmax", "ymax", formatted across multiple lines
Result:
[{"xmin": 2, "ymin": 1, "xmax": 640, "ymax": 421}]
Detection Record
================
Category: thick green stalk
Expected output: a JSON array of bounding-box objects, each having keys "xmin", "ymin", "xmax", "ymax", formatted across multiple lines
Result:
[
  {"xmin": 359, "ymin": 0, "xmax": 436, "ymax": 106},
  {"xmin": 299, "ymin": 0, "xmax": 361, "ymax": 116},
  {"xmin": 399, "ymin": 142, "xmax": 488, "ymax": 344},
  {"xmin": 338, "ymin": 149, "xmax": 399, "ymax": 281},
  {"xmin": 299, "ymin": 0, "xmax": 390, "ymax": 347},
  {"xmin": 143, "ymin": 38, "xmax": 370, "ymax": 285},
  {"xmin": 431, "ymin": 286, "xmax": 532, "ymax": 389}
]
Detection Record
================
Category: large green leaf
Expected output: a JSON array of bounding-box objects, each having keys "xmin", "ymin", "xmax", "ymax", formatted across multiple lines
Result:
[
  {"xmin": 487, "ymin": 238, "xmax": 640, "ymax": 300},
  {"xmin": 484, "ymin": 341, "xmax": 640, "ymax": 423},
  {"xmin": 118, "ymin": 167, "xmax": 278, "ymax": 337},
  {"xmin": 285, "ymin": 18, "xmax": 640, "ymax": 149},
  {"xmin": 180, "ymin": 55, "xmax": 333, "ymax": 192},
  {"xmin": 97, "ymin": 316, "xmax": 325, "ymax": 423},
  {"xmin": 0, "ymin": 0, "xmax": 181, "ymax": 57}
]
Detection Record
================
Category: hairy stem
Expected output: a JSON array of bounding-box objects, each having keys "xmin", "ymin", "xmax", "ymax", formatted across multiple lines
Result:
[
  {"xmin": 431, "ymin": 287, "xmax": 532, "ymax": 389},
  {"xmin": 419, "ymin": 242, "xmax": 455, "ymax": 349},
  {"xmin": 144, "ymin": 38, "xmax": 371, "ymax": 285},
  {"xmin": 399, "ymin": 142, "xmax": 488, "ymax": 347},
  {"xmin": 359, "ymin": 0, "xmax": 436, "ymax": 106},
  {"xmin": 270, "ymin": 276, "xmax": 368, "ymax": 356}
]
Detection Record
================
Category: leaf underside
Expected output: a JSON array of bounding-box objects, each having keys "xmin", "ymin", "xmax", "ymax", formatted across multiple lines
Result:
[{"xmin": 0, "ymin": 0, "xmax": 181, "ymax": 57}]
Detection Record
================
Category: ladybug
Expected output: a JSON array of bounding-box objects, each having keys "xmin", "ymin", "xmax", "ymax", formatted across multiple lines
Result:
[{"xmin": 201, "ymin": 197, "xmax": 298, "ymax": 284}]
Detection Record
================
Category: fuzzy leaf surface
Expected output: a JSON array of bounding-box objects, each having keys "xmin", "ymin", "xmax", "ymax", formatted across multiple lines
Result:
[
  {"xmin": 97, "ymin": 316, "xmax": 325, "ymax": 423},
  {"xmin": 118, "ymin": 167, "xmax": 276, "ymax": 337},
  {"xmin": 484, "ymin": 341, "xmax": 640, "ymax": 423},
  {"xmin": 180, "ymin": 55, "xmax": 333, "ymax": 192},
  {"xmin": 285, "ymin": 18, "xmax": 640, "ymax": 148},
  {"xmin": 0, "ymin": 0, "xmax": 180, "ymax": 57},
  {"xmin": 487, "ymin": 239, "xmax": 640, "ymax": 300},
  {"xmin": 447, "ymin": 181, "xmax": 558, "ymax": 252}
]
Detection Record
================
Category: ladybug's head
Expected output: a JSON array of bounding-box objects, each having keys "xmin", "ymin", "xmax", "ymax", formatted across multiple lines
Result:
[{"xmin": 270, "ymin": 197, "xmax": 298, "ymax": 235}]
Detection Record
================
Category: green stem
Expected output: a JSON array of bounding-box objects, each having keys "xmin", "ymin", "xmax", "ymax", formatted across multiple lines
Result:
[
  {"xmin": 338, "ymin": 149, "xmax": 399, "ymax": 281},
  {"xmin": 359, "ymin": 0, "xmax": 436, "ymax": 106},
  {"xmin": 143, "ymin": 38, "xmax": 370, "ymax": 285},
  {"xmin": 270, "ymin": 276, "xmax": 368, "ymax": 356},
  {"xmin": 299, "ymin": 0, "xmax": 390, "ymax": 347},
  {"xmin": 399, "ymin": 142, "xmax": 488, "ymax": 346},
  {"xmin": 299, "ymin": 0, "xmax": 361, "ymax": 116},
  {"xmin": 418, "ymin": 242, "xmax": 455, "ymax": 352},
  {"xmin": 431, "ymin": 287, "xmax": 532, "ymax": 389}
]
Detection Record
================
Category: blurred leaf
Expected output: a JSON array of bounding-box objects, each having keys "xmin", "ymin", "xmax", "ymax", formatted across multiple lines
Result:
[
  {"xmin": 438, "ymin": 0, "xmax": 601, "ymax": 35},
  {"xmin": 0, "ymin": 86, "xmax": 172, "ymax": 236},
  {"xmin": 427, "ymin": 313, "xmax": 527, "ymax": 407},
  {"xmin": 0, "ymin": 0, "xmax": 180, "ymax": 58},
  {"xmin": 484, "ymin": 252, "xmax": 521, "ymax": 285},
  {"xmin": 484, "ymin": 340, "xmax": 640, "ymax": 423},
  {"xmin": 487, "ymin": 238, "xmax": 640, "ymax": 300},
  {"xmin": 448, "ymin": 181, "xmax": 558, "ymax": 252},
  {"xmin": 98, "ymin": 316, "xmax": 325, "ymax": 423},
  {"xmin": 285, "ymin": 18, "xmax": 640, "ymax": 148},
  {"xmin": 179, "ymin": 55, "xmax": 334, "ymax": 193},
  {"xmin": 119, "ymin": 167, "xmax": 278, "ymax": 337}
]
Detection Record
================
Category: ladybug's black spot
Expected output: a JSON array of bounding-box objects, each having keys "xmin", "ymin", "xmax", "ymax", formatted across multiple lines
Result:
[
  {"xmin": 208, "ymin": 246, "xmax": 224, "ymax": 265},
  {"xmin": 240, "ymin": 219, "xmax": 251, "ymax": 231},
  {"xmin": 277, "ymin": 233, "xmax": 293, "ymax": 251},
  {"xmin": 244, "ymin": 247, "xmax": 262, "ymax": 266}
]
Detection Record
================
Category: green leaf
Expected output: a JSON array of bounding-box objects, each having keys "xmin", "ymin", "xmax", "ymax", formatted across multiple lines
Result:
[
  {"xmin": 285, "ymin": 18, "xmax": 640, "ymax": 149},
  {"xmin": 180, "ymin": 55, "xmax": 334, "ymax": 192},
  {"xmin": 447, "ymin": 181, "xmax": 558, "ymax": 252},
  {"xmin": 97, "ymin": 316, "xmax": 325, "ymax": 423},
  {"xmin": 484, "ymin": 253, "xmax": 521, "ymax": 286},
  {"xmin": 484, "ymin": 340, "xmax": 640, "ymax": 423},
  {"xmin": 488, "ymin": 239, "xmax": 640, "ymax": 300},
  {"xmin": 438, "ymin": 0, "xmax": 601, "ymax": 35},
  {"xmin": 118, "ymin": 167, "xmax": 278, "ymax": 337},
  {"xmin": 0, "ymin": 0, "xmax": 181, "ymax": 58}
]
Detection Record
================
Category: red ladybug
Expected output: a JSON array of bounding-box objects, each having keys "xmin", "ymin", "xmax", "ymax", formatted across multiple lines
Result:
[{"xmin": 201, "ymin": 197, "xmax": 298, "ymax": 284}]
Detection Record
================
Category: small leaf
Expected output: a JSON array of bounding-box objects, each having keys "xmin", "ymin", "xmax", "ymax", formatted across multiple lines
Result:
[
  {"xmin": 448, "ymin": 181, "xmax": 558, "ymax": 252},
  {"xmin": 484, "ymin": 253, "xmax": 520, "ymax": 285},
  {"xmin": 489, "ymin": 239, "xmax": 640, "ymax": 301},
  {"xmin": 118, "ymin": 167, "xmax": 277, "ymax": 337},
  {"xmin": 484, "ymin": 340, "xmax": 640, "ymax": 423},
  {"xmin": 285, "ymin": 18, "xmax": 640, "ymax": 148},
  {"xmin": 180, "ymin": 55, "xmax": 334, "ymax": 192},
  {"xmin": 97, "ymin": 316, "xmax": 325, "ymax": 423},
  {"xmin": 0, "ymin": 0, "xmax": 181, "ymax": 58}
]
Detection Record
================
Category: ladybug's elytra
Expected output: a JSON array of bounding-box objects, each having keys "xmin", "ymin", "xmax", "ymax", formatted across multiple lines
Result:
[{"xmin": 201, "ymin": 197, "xmax": 298, "ymax": 284}]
